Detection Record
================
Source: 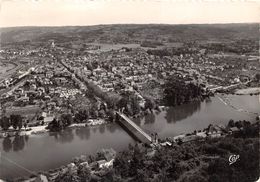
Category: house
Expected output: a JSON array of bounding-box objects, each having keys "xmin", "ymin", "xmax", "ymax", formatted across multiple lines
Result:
[
  {"xmin": 196, "ymin": 131, "xmax": 207, "ymax": 138},
  {"xmin": 206, "ymin": 124, "xmax": 223, "ymax": 137},
  {"xmin": 102, "ymin": 148, "xmax": 116, "ymax": 162},
  {"xmin": 35, "ymin": 174, "xmax": 48, "ymax": 182},
  {"xmin": 181, "ymin": 135, "xmax": 199, "ymax": 143},
  {"xmin": 54, "ymin": 77, "xmax": 68, "ymax": 85},
  {"xmin": 79, "ymin": 161, "xmax": 89, "ymax": 168},
  {"xmin": 44, "ymin": 116, "xmax": 55, "ymax": 124},
  {"xmin": 97, "ymin": 159, "xmax": 115, "ymax": 168},
  {"xmin": 234, "ymin": 77, "xmax": 240, "ymax": 83},
  {"xmin": 228, "ymin": 127, "xmax": 240, "ymax": 135},
  {"xmin": 17, "ymin": 96, "xmax": 29, "ymax": 102},
  {"xmin": 46, "ymin": 71, "xmax": 54, "ymax": 78},
  {"xmin": 67, "ymin": 163, "xmax": 77, "ymax": 173},
  {"xmin": 160, "ymin": 141, "xmax": 172, "ymax": 147},
  {"xmin": 95, "ymin": 148, "xmax": 117, "ymax": 169},
  {"xmin": 47, "ymin": 102, "xmax": 56, "ymax": 109},
  {"xmin": 38, "ymin": 87, "xmax": 45, "ymax": 94},
  {"xmin": 199, "ymin": 49, "xmax": 206, "ymax": 55}
]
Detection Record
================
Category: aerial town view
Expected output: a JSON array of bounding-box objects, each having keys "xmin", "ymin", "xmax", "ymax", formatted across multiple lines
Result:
[{"xmin": 0, "ymin": 1, "xmax": 259, "ymax": 182}]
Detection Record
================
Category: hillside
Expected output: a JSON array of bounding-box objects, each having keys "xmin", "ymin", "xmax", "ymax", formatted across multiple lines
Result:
[{"xmin": 0, "ymin": 23, "xmax": 258, "ymax": 44}]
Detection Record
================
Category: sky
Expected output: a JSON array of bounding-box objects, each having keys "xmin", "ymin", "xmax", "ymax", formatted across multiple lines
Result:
[{"xmin": 0, "ymin": 0, "xmax": 259, "ymax": 27}]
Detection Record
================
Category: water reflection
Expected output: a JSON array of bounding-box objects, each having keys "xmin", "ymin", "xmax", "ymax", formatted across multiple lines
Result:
[
  {"xmin": 49, "ymin": 132, "xmax": 59, "ymax": 140},
  {"xmin": 205, "ymin": 97, "xmax": 212, "ymax": 104},
  {"xmin": 59, "ymin": 129, "xmax": 74, "ymax": 143},
  {"xmin": 107, "ymin": 124, "xmax": 117, "ymax": 133},
  {"xmin": 134, "ymin": 117, "xmax": 141, "ymax": 126},
  {"xmin": 2, "ymin": 137, "xmax": 12, "ymax": 152},
  {"xmin": 75, "ymin": 127, "xmax": 90, "ymax": 140},
  {"xmin": 2, "ymin": 135, "xmax": 29, "ymax": 152},
  {"xmin": 24, "ymin": 135, "xmax": 29, "ymax": 142},
  {"xmin": 92, "ymin": 127, "xmax": 97, "ymax": 133},
  {"xmin": 99, "ymin": 125, "xmax": 105, "ymax": 134},
  {"xmin": 49, "ymin": 128, "xmax": 74, "ymax": 143},
  {"xmin": 13, "ymin": 135, "xmax": 25, "ymax": 151},
  {"xmin": 144, "ymin": 113, "xmax": 155, "ymax": 124},
  {"xmin": 165, "ymin": 100, "xmax": 201, "ymax": 123},
  {"xmin": 47, "ymin": 125, "xmax": 119, "ymax": 143}
]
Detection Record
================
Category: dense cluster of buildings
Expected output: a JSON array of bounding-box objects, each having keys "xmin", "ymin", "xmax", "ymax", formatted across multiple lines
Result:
[
  {"xmin": 0, "ymin": 41, "xmax": 257, "ymax": 131},
  {"xmin": 0, "ymin": 59, "xmax": 85, "ymax": 126},
  {"xmin": 60, "ymin": 45, "xmax": 255, "ymax": 99}
]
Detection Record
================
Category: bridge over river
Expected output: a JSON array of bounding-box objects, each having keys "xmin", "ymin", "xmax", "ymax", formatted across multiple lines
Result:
[
  {"xmin": 116, "ymin": 112, "xmax": 152, "ymax": 144},
  {"xmin": 60, "ymin": 59, "xmax": 152, "ymax": 144}
]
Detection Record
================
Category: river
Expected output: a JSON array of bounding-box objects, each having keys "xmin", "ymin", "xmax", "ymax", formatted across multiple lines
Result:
[{"xmin": 0, "ymin": 94, "xmax": 259, "ymax": 180}]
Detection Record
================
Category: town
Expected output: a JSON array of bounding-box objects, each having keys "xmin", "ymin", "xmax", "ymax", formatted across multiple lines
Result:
[
  {"xmin": 0, "ymin": 24, "xmax": 259, "ymax": 182},
  {"xmin": 1, "ymin": 36, "xmax": 259, "ymax": 137}
]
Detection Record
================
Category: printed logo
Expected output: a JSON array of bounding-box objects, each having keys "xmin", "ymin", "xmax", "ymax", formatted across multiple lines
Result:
[{"xmin": 229, "ymin": 154, "xmax": 239, "ymax": 165}]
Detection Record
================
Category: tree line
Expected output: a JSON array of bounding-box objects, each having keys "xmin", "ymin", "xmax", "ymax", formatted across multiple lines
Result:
[{"xmin": 0, "ymin": 115, "xmax": 27, "ymax": 131}]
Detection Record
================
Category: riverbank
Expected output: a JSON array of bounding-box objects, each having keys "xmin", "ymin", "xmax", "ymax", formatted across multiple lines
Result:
[
  {"xmin": 22, "ymin": 125, "xmax": 48, "ymax": 135},
  {"xmin": 68, "ymin": 119, "xmax": 108, "ymax": 128},
  {"xmin": 14, "ymin": 119, "xmax": 259, "ymax": 182},
  {"xmin": 0, "ymin": 119, "xmax": 109, "ymax": 139},
  {"xmin": 235, "ymin": 87, "xmax": 260, "ymax": 95},
  {"xmin": 0, "ymin": 125, "xmax": 48, "ymax": 138},
  {"xmin": 17, "ymin": 148, "xmax": 117, "ymax": 182}
]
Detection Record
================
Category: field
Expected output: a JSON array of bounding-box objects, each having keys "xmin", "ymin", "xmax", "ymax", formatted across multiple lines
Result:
[
  {"xmin": 87, "ymin": 43, "xmax": 140, "ymax": 52},
  {"xmin": 0, "ymin": 61, "xmax": 19, "ymax": 81}
]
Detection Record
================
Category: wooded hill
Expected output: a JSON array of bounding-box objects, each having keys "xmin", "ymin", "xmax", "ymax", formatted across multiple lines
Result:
[{"xmin": 1, "ymin": 23, "xmax": 258, "ymax": 44}]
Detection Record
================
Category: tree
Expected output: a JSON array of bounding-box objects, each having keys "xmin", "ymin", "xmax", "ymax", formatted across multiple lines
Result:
[
  {"xmin": 254, "ymin": 73, "xmax": 260, "ymax": 82},
  {"xmin": 54, "ymin": 171, "xmax": 80, "ymax": 182},
  {"xmin": 90, "ymin": 104, "xmax": 99, "ymax": 118},
  {"xmin": 117, "ymin": 97, "xmax": 128, "ymax": 110},
  {"xmin": 24, "ymin": 122, "xmax": 27, "ymax": 130},
  {"xmin": 107, "ymin": 109, "xmax": 115, "ymax": 122},
  {"xmin": 235, "ymin": 121, "xmax": 243, "ymax": 129},
  {"xmin": 132, "ymin": 84, "xmax": 139, "ymax": 91},
  {"xmin": 144, "ymin": 97, "xmax": 155, "ymax": 112},
  {"xmin": 10, "ymin": 115, "xmax": 23, "ymax": 130},
  {"xmin": 74, "ymin": 107, "xmax": 89, "ymax": 123},
  {"xmin": 60, "ymin": 113, "xmax": 73, "ymax": 127},
  {"xmin": 0, "ymin": 116, "xmax": 11, "ymax": 130},
  {"xmin": 130, "ymin": 96, "xmax": 141, "ymax": 115},
  {"xmin": 47, "ymin": 118, "xmax": 62, "ymax": 132},
  {"xmin": 163, "ymin": 76, "xmax": 203, "ymax": 106},
  {"xmin": 228, "ymin": 119, "xmax": 235, "ymax": 127},
  {"xmin": 98, "ymin": 109, "xmax": 106, "ymax": 118},
  {"xmin": 107, "ymin": 94, "xmax": 121, "ymax": 109},
  {"xmin": 77, "ymin": 164, "xmax": 91, "ymax": 181},
  {"xmin": 181, "ymin": 173, "xmax": 207, "ymax": 182}
]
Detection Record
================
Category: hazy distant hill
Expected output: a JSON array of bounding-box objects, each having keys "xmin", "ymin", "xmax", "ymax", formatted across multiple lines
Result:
[{"xmin": 0, "ymin": 23, "xmax": 258, "ymax": 44}]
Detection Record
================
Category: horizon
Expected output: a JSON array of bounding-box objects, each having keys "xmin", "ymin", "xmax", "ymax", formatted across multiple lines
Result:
[
  {"xmin": 1, "ymin": 22, "xmax": 259, "ymax": 29},
  {"xmin": 0, "ymin": 0, "xmax": 259, "ymax": 27}
]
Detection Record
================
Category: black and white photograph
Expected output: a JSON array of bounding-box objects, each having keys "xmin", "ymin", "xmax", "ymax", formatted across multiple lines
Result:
[{"xmin": 0, "ymin": 0, "xmax": 259, "ymax": 181}]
